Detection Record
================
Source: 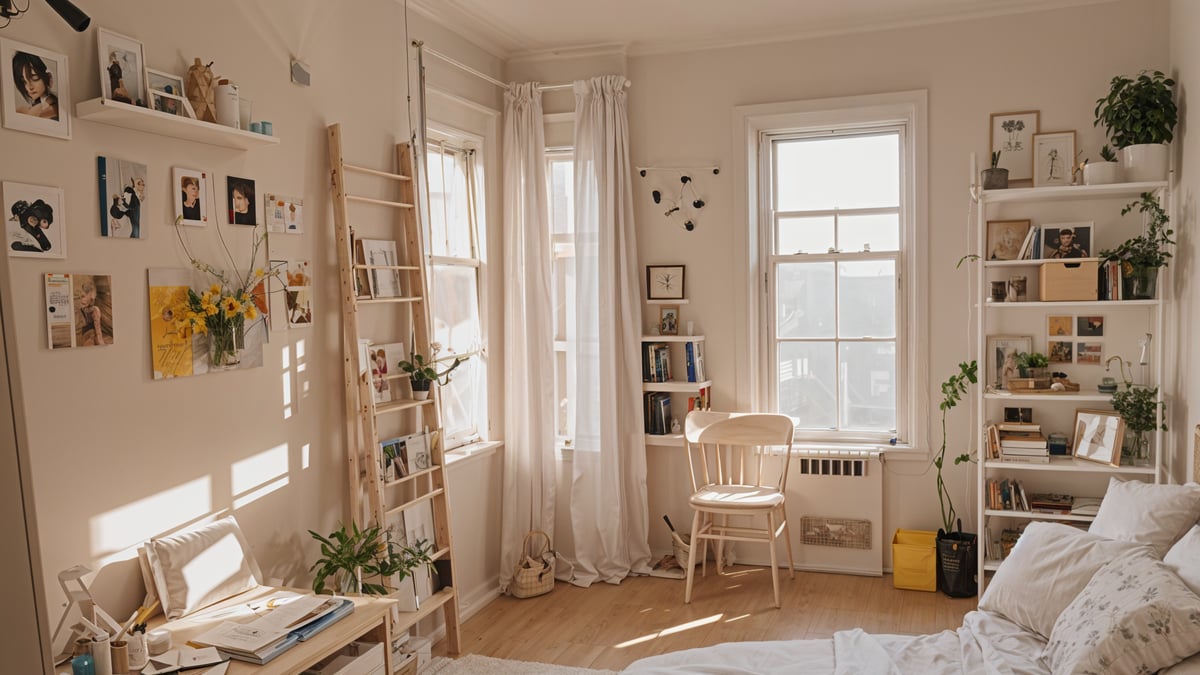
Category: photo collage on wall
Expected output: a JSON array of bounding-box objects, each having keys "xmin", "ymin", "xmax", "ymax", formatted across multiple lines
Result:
[{"xmin": 1047, "ymin": 314, "xmax": 1103, "ymax": 366}]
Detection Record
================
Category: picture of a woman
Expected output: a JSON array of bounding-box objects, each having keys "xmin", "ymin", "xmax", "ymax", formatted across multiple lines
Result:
[
  {"xmin": 12, "ymin": 51, "xmax": 59, "ymax": 120},
  {"xmin": 181, "ymin": 176, "xmax": 200, "ymax": 220},
  {"xmin": 227, "ymin": 176, "xmax": 256, "ymax": 225}
]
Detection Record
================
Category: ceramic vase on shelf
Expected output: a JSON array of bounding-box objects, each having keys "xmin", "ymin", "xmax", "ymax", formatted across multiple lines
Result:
[
  {"xmin": 411, "ymin": 379, "xmax": 431, "ymax": 400},
  {"xmin": 209, "ymin": 322, "xmax": 244, "ymax": 371},
  {"xmin": 981, "ymin": 168, "xmax": 1008, "ymax": 190}
]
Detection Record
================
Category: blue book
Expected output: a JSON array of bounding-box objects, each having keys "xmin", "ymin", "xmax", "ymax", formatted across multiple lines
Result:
[
  {"xmin": 685, "ymin": 342, "xmax": 696, "ymax": 382},
  {"xmin": 292, "ymin": 598, "xmax": 355, "ymax": 641}
]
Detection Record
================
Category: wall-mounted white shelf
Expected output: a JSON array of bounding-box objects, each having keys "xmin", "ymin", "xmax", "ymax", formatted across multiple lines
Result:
[
  {"xmin": 985, "ymin": 391, "xmax": 1117, "ymax": 402},
  {"xmin": 978, "ymin": 181, "xmax": 1167, "ymax": 204},
  {"xmin": 76, "ymin": 97, "xmax": 280, "ymax": 150},
  {"xmin": 982, "ymin": 457, "xmax": 1156, "ymax": 474},
  {"xmin": 984, "ymin": 299, "xmax": 1158, "ymax": 309},
  {"xmin": 640, "ymin": 335, "xmax": 705, "ymax": 342},
  {"xmin": 646, "ymin": 298, "xmax": 689, "ymax": 305},
  {"xmin": 983, "ymin": 509, "xmax": 1096, "ymax": 523},
  {"xmin": 643, "ymin": 380, "xmax": 712, "ymax": 393},
  {"xmin": 645, "ymin": 433, "xmax": 684, "ymax": 447},
  {"xmin": 984, "ymin": 257, "xmax": 1101, "ymax": 268}
]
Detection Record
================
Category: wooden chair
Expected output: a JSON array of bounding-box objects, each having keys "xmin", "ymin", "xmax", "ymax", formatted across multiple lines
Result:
[{"xmin": 683, "ymin": 410, "xmax": 796, "ymax": 608}]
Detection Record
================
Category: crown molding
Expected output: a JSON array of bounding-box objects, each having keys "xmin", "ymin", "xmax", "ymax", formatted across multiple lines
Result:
[{"xmin": 405, "ymin": 0, "xmax": 516, "ymax": 59}]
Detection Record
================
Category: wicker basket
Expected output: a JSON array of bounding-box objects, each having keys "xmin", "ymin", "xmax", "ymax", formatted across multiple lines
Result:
[{"xmin": 510, "ymin": 531, "xmax": 555, "ymax": 598}]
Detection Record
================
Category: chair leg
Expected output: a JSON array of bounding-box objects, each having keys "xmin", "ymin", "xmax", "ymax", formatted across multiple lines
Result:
[
  {"xmin": 767, "ymin": 511, "xmax": 781, "ymax": 608},
  {"xmin": 780, "ymin": 508, "xmax": 796, "ymax": 579},
  {"xmin": 685, "ymin": 509, "xmax": 702, "ymax": 604},
  {"xmin": 717, "ymin": 514, "xmax": 729, "ymax": 574}
]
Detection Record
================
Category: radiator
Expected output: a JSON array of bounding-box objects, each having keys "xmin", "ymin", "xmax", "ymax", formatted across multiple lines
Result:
[{"xmin": 739, "ymin": 450, "xmax": 884, "ymax": 576}]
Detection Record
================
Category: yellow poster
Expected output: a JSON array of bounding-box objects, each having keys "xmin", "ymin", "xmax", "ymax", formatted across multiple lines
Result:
[{"xmin": 147, "ymin": 268, "xmax": 194, "ymax": 379}]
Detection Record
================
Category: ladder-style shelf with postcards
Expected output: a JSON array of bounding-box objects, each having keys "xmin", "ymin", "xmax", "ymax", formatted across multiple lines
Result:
[{"xmin": 327, "ymin": 124, "xmax": 460, "ymax": 653}]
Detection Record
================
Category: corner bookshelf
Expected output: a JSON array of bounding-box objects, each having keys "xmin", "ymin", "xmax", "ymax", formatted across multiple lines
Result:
[{"xmin": 641, "ymin": 334, "xmax": 711, "ymax": 447}]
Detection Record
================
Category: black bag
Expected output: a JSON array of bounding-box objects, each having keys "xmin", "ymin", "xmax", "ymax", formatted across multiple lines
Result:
[{"xmin": 936, "ymin": 520, "xmax": 978, "ymax": 598}]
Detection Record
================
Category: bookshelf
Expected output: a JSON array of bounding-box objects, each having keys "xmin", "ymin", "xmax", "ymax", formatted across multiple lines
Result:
[{"xmin": 641, "ymin": 334, "xmax": 711, "ymax": 447}]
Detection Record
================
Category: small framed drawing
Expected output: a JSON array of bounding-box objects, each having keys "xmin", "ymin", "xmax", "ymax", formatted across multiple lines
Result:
[
  {"xmin": 985, "ymin": 219, "xmax": 1031, "ymax": 260},
  {"xmin": 1033, "ymin": 131, "xmax": 1076, "ymax": 187},
  {"xmin": 3, "ymin": 181, "xmax": 66, "ymax": 258},
  {"xmin": 173, "ymin": 167, "xmax": 210, "ymax": 227},
  {"xmin": 659, "ymin": 305, "xmax": 679, "ymax": 335},
  {"xmin": 990, "ymin": 110, "xmax": 1039, "ymax": 183},
  {"xmin": 646, "ymin": 264, "xmax": 685, "ymax": 300},
  {"xmin": 97, "ymin": 28, "xmax": 148, "ymax": 107},
  {"xmin": 1042, "ymin": 221, "xmax": 1092, "ymax": 259},
  {"xmin": 1073, "ymin": 408, "xmax": 1124, "ymax": 467},
  {"xmin": 1, "ymin": 38, "xmax": 70, "ymax": 139},
  {"xmin": 986, "ymin": 334, "xmax": 1032, "ymax": 391}
]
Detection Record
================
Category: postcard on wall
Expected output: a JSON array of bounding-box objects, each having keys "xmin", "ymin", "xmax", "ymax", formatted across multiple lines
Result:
[
  {"xmin": 98, "ymin": 156, "xmax": 147, "ymax": 239},
  {"xmin": 147, "ymin": 268, "xmax": 195, "ymax": 379},
  {"xmin": 4, "ymin": 181, "xmax": 65, "ymax": 258},
  {"xmin": 264, "ymin": 194, "xmax": 303, "ymax": 234},
  {"xmin": 173, "ymin": 167, "xmax": 210, "ymax": 227}
]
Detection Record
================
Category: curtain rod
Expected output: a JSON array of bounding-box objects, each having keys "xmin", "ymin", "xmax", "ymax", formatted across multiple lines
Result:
[{"xmin": 415, "ymin": 42, "xmax": 628, "ymax": 92}]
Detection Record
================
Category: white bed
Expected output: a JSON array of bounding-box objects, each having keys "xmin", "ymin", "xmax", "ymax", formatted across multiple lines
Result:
[{"xmin": 626, "ymin": 479, "xmax": 1200, "ymax": 675}]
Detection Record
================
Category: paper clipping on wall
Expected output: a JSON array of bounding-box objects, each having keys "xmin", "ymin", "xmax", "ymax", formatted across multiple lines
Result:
[{"xmin": 264, "ymin": 194, "xmax": 303, "ymax": 234}]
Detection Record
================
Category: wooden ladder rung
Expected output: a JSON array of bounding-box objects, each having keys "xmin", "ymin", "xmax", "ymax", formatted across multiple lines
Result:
[
  {"xmin": 344, "ymin": 163, "xmax": 412, "ymax": 181},
  {"xmin": 365, "ymin": 398, "xmax": 434, "ymax": 415},
  {"xmin": 354, "ymin": 263, "xmax": 421, "ymax": 271},
  {"xmin": 356, "ymin": 296, "xmax": 422, "ymax": 305},
  {"xmin": 385, "ymin": 488, "xmax": 447, "ymax": 517},
  {"xmin": 381, "ymin": 464, "xmax": 441, "ymax": 488},
  {"xmin": 347, "ymin": 194, "xmax": 414, "ymax": 208}
]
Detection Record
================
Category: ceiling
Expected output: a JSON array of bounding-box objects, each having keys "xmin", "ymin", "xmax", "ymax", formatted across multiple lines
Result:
[{"xmin": 409, "ymin": 0, "xmax": 1117, "ymax": 60}]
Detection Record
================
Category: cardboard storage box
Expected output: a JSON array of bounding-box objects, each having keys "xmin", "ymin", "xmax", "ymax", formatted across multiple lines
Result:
[
  {"xmin": 1039, "ymin": 259, "xmax": 1098, "ymax": 301},
  {"xmin": 892, "ymin": 529, "xmax": 937, "ymax": 592}
]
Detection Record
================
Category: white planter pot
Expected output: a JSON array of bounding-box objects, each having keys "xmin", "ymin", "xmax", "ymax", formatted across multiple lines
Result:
[
  {"xmin": 1083, "ymin": 161, "xmax": 1122, "ymax": 185},
  {"xmin": 1121, "ymin": 143, "xmax": 1169, "ymax": 183}
]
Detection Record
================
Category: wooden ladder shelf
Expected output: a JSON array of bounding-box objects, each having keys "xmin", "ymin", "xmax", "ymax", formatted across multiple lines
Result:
[{"xmin": 327, "ymin": 123, "xmax": 460, "ymax": 654}]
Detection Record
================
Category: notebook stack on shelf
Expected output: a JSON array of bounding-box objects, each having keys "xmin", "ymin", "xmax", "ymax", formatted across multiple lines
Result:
[{"xmin": 998, "ymin": 422, "xmax": 1048, "ymax": 463}]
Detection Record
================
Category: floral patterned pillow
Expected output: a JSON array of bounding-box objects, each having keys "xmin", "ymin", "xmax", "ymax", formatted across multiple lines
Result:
[{"xmin": 1044, "ymin": 548, "xmax": 1200, "ymax": 674}]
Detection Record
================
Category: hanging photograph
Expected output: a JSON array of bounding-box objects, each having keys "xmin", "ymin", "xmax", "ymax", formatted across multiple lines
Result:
[
  {"xmin": 4, "ymin": 181, "xmax": 65, "ymax": 258},
  {"xmin": 1041, "ymin": 222, "xmax": 1092, "ymax": 259},
  {"xmin": 985, "ymin": 334, "xmax": 1032, "ymax": 391},
  {"xmin": 1077, "ymin": 342, "xmax": 1103, "ymax": 365},
  {"xmin": 264, "ymin": 194, "xmax": 303, "ymax": 234},
  {"xmin": 45, "ymin": 273, "xmax": 114, "ymax": 349},
  {"xmin": 0, "ymin": 38, "xmax": 70, "ymax": 139},
  {"xmin": 1048, "ymin": 340, "xmax": 1073, "ymax": 364},
  {"xmin": 1073, "ymin": 408, "xmax": 1124, "ymax": 467},
  {"xmin": 659, "ymin": 305, "xmax": 680, "ymax": 335},
  {"xmin": 1033, "ymin": 131, "xmax": 1076, "ymax": 188},
  {"xmin": 98, "ymin": 156, "xmax": 147, "ymax": 239},
  {"xmin": 227, "ymin": 176, "xmax": 257, "ymax": 225},
  {"xmin": 989, "ymin": 110, "xmax": 1039, "ymax": 183},
  {"xmin": 97, "ymin": 28, "xmax": 147, "ymax": 106},
  {"xmin": 646, "ymin": 264, "xmax": 685, "ymax": 300},
  {"xmin": 1047, "ymin": 315, "xmax": 1072, "ymax": 337},
  {"xmin": 1077, "ymin": 315, "xmax": 1104, "ymax": 337},
  {"xmin": 173, "ymin": 167, "xmax": 210, "ymax": 227},
  {"xmin": 985, "ymin": 219, "xmax": 1031, "ymax": 261}
]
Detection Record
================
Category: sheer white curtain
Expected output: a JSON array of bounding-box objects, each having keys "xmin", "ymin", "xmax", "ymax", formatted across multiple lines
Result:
[
  {"xmin": 499, "ymin": 82, "xmax": 556, "ymax": 592},
  {"xmin": 568, "ymin": 75, "xmax": 652, "ymax": 586}
]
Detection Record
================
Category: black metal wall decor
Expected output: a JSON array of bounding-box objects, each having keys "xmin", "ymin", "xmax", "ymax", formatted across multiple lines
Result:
[{"xmin": 637, "ymin": 165, "xmax": 719, "ymax": 232}]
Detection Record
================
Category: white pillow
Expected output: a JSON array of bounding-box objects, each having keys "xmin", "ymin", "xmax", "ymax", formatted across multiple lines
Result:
[
  {"xmin": 1088, "ymin": 478, "xmax": 1200, "ymax": 557},
  {"xmin": 1044, "ymin": 547, "xmax": 1200, "ymax": 675},
  {"xmin": 1165, "ymin": 525, "xmax": 1200, "ymax": 596},
  {"xmin": 978, "ymin": 522, "xmax": 1145, "ymax": 638},
  {"xmin": 146, "ymin": 515, "xmax": 262, "ymax": 619}
]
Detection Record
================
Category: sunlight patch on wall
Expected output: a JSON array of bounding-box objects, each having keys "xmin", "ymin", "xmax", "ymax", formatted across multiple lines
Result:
[
  {"xmin": 296, "ymin": 339, "xmax": 309, "ymax": 397},
  {"xmin": 281, "ymin": 347, "xmax": 293, "ymax": 419},
  {"xmin": 231, "ymin": 444, "xmax": 289, "ymax": 509},
  {"xmin": 181, "ymin": 532, "xmax": 246, "ymax": 604},
  {"xmin": 302, "ymin": 443, "xmax": 311, "ymax": 470},
  {"xmin": 90, "ymin": 477, "xmax": 212, "ymax": 557}
]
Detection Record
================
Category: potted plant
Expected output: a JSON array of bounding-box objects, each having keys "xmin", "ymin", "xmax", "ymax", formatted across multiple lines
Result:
[
  {"xmin": 1083, "ymin": 145, "xmax": 1122, "ymax": 186},
  {"xmin": 1094, "ymin": 70, "xmax": 1177, "ymax": 182},
  {"xmin": 397, "ymin": 344, "xmax": 469, "ymax": 400},
  {"xmin": 309, "ymin": 522, "xmax": 434, "ymax": 599},
  {"xmin": 981, "ymin": 151, "xmax": 1008, "ymax": 190},
  {"xmin": 1111, "ymin": 384, "xmax": 1166, "ymax": 464},
  {"xmin": 1014, "ymin": 351, "xmax": 1049, "ymax": 379},
  {"xmin": 1099, "ymin": 191, "xmax": 1174, "ymax": 299},
  {"xmin": 935, "ymin": 360, "xmax": 978, "ymax": 598}
]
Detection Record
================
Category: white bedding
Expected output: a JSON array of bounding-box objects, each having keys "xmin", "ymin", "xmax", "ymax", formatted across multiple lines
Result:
[{"xmin": 623, "ymin": 610, "xmax": 1049, "ymax": 674}]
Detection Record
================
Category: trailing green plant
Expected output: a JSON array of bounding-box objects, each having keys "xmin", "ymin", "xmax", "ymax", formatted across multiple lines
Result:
[
  {"xmin": 990, "ymin": 151, "xmax": 1001, "ymax": 169},
  {"xmin": 1099, "ymin": 192, "xmax": 1174, "ymax": 270},
  {"xmin": 1094, "ymin": 70, "xmax": 1178, "ymax": 148},
  {"xmin": 398, "ymin": 343, "xmax": 469, "ymax": 392},
  {"xmin": 1111, "ymin": 384, "xmax": 1166, "ymax": 461},
  {"xmin": 1099, "ymin": 144, "xmax": 1118, "ymax": 163},
  {"xmin": 1015, "ymin": 351, "xmax": 1049, "ymax": 370},
  {"xmin": 936, "ymin": 360, "xmax": 978, "ymax": 534},
  {"xmin": 309, "ymin": 522, "xmax": 434, "ymax": 595}
]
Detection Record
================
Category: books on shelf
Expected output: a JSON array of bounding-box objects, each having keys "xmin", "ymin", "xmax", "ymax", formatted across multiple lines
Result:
[
  {"xmin": 997, "ymin": 422, "xmax": 1041, "ymax": 433},
  {"xmin": 998, "ymin": 453, "xmax": 1050, "ymax": 464},
  {"xmin": 998, "ymin": 431, "xmax": 1047, "ymax": 448},
  {"xmin": 644, "ymin": 391, "xmax": 672, "ymax": 435},
  {"xmin": 642, "ymin": 343, "xmax": 673, "ymax": 382},
  {"xmin": 1028, "ymin": 492, "xmax": 1074, "ymax": 513}
]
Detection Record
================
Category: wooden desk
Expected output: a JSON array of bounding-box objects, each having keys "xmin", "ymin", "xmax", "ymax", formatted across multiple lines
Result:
[{"xmin": 149, "ymin": 586, "xmax": 394, "ymax": 674}]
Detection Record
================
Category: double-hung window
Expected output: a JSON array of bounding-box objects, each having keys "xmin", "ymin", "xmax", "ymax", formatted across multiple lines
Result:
[{"xmin": 425, "ymin": 136, "xmax": 487, "ymax": 447}]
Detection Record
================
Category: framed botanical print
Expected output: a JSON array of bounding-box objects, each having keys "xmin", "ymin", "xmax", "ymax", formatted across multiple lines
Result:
[
  {"xmin": 646, "ymin": 264, "xmax": 685, "ymax": 300},
  {"xmin": 990, "ymin": 110, "xmax": 1039, "ymax": 183}
]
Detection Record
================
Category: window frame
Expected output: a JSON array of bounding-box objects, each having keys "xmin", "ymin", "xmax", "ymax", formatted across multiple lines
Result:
[{"xmin": 734, "ymin": 91, "xmax": 928, "ymax": 454}]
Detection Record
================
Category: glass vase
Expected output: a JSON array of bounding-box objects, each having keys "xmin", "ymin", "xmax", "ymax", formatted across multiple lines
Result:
[
  {"xmin": 1122, "ymin": 265, "xmax": 1158, "ymax": 300},
  {"xmin": 209, "ymin": 322, "xmax": 244, "ymax": 371}
]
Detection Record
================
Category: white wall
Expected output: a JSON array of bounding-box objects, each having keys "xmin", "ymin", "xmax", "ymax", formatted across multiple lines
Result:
[
  {"xmin": 1, "ymin": 0, "xmax": 505, "ymax": 631},
  {"xmin": 513, "ymin": 0, "xmax": 1170, "ymax": 567}
]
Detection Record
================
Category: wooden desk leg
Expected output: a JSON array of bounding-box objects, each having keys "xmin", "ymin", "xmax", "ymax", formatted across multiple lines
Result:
[{"xmin": 362, "ymin": 611, "xmax": 393, "ymax": 672}]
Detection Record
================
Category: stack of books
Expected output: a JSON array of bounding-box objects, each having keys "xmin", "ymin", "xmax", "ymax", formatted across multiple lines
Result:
[
  {"xmin": 642, "ymin": 343, "xmax": 673, "ymax": 382},
  {"xmin": 1027, "ymin": 492, "xmax": 1074, "ymax": 514},
  {"xmin": 998, "ymin": 422, "xmax": 1048, "ymax": 463},
  {"xmin": 192, "ymin": 593, "xmax": 355, "ymax": 665},
  {"xmin": 643, "ymin": 392, "xmax": 672, "ymax": 435},
  {"xmin": 986, "ymin": 477, "xmax": 1031, "ymax": 511}
]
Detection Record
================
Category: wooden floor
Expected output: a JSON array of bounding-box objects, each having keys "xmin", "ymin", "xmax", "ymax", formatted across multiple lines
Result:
[{"xmin": 434, "ymin": 566, "xmax": 977, "ymax": 671}]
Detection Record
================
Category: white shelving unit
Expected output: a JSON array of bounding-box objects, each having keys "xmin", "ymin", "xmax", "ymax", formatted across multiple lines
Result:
[
  {"xmin": 75, "ymin": 97, "xmax": 280, "ymax": 150},
  {"xmin": 971, "ymin": 178, "xmax": 1169, "ymax": 593},
  {"xmin": 641, "ymin": 333, "xmax": 711, "ymax": 447}
]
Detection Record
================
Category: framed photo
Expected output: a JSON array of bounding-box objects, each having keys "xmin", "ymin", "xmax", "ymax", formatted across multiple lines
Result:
[
  {"xmin": 1077, "ymin": 342, "xmax": 1103, "ymax": 365},
  {"xmin": 227, "ymin": 176, "xmax": 257, "ymax": 226},
  {"xmin": 173, "ymin": 167, "xmax": 210, "ymax": 227},
  {"xmin": 3, "ymin": 181, "xmax": 66, "ymax": 258},
  {"xmin": 146, "ymin": 68, "xmax": 183, "ymax": 97},
  {"xmin": 1003, "ymin": 407, "xmax": 1033, "ymax": 423},
  {"xmin": 0, "ymin": 38, "xmax": 70, "ymax": 139},
  {"xmin": 1073, "ymin": 408, "xmax": 1125, "ymax": 467},
  {"xmin": 986, "ymin": 334, "xmax": 1032, "ymax": 391},
  {"xmin": 97, "ymin": 156, "xmax": 147, "ymax": 239},
  {"xmin": 646, "ymin": 264, "xmax": 685, "ymax": 300},
  {"xmin": 659, "ymin": 305, "xmax": 679, "ymax": 335},
  {"xmin": 1033, "ymin": 131, "xmax": 1076, "ymax": 187},
  {"xmin": 1042, "ymin": 222, "xmax": 1092, "ymax": 259},
  {"xmin": 990, "ymin": 110, "xmax": 1039, "ymax": 183},
  {"xmin": 986, "ymin": 219, "xmax": 1031, "ymax": 260},
  {"xmin": 151, "ymin": 91, "xmax": 193, "ymax": 118},
  {"xmin": 1048, "ymin": 340, "xmax": 1073, "ymax": 364},
  {"xmin": 1047, "ymin": 315, "xmax": 1072, "ymax": 336},
  {"xmin": 97, "ymin": 28, "xmax": 148, "ymax": 107},
  {"xmin": 1077, "ymin": 315, "xmax": 1104, "ymax": 337}
]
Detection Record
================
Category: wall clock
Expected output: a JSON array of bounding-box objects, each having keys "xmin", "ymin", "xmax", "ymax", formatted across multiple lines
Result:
[{"xmin": 646, "ymin": 264, "xmax": 685, "ymax": 300}]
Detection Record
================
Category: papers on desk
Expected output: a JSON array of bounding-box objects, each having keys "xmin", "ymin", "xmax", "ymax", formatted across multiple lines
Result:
[
  {"xmin": 191, "ymin": 593, "xmax": 355, "ymax": 664},
  {"xmin": 140, "ymin": 646, "xmax": 226, "ymax": 674}
]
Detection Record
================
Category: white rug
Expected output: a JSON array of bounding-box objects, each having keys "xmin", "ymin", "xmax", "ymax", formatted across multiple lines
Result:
[{"xmin": 427, "ymin": 654, "xmax": 618, "ymax": 674}]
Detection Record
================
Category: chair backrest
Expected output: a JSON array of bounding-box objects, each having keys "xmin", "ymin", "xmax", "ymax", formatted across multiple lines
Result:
[{"xmin": 684, "ymin": 411, "xmax": 795, "ymax": 493}]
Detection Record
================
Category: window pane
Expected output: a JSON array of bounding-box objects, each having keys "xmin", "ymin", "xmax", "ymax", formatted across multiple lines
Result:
[
  {"xmin": 839, "ymin": 213, "xmax": 899, "ymax": 252},
  {"xmin": 840, "ymin": 342, "xmax": 895, "ymax": 432},
  {"xmin": 777, "ymin": 216, "xmax": 834, "ymax": 254},
  {"xmin": 775, "ymin": 134, "xmax": 899, "ymax": 211},
  {"xmin": 838, "ymin": 261, "xmax": 895, "ymax": 338},
  {"xmin": 778, "ymin": 341, "xmax": 836, "ymax": 430},
  {"xmin": 430, "ymin": 264, "xmax": 481, "ymax": 356},
  {"xmin": 426, "ymin": 150, "xmax": 447, "ymax": 257},
  {"xmin": 442, "ymin": 152, "xmax": 472, "ymax": 259},
  {"xmin": 776, "ymin": 262, "xmax": 835, "ymax": 339},
  {"xmin": 441, "ymin": 355, "xmax": 483, "ymax": 440},
  {"xmin": 549, "ymin": 158, "xmax": 574, "ymax": 235}
]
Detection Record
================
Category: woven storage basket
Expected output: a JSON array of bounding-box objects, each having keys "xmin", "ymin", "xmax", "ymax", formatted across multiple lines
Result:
[{"xmin": 511, "ymin": 530, "xmax": 555, "ymax": 598}]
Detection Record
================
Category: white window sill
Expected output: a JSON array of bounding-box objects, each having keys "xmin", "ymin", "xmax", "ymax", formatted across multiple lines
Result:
[{"xmin": 445, "ymin": 440, "xmax": 503, "ymax": 466}]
